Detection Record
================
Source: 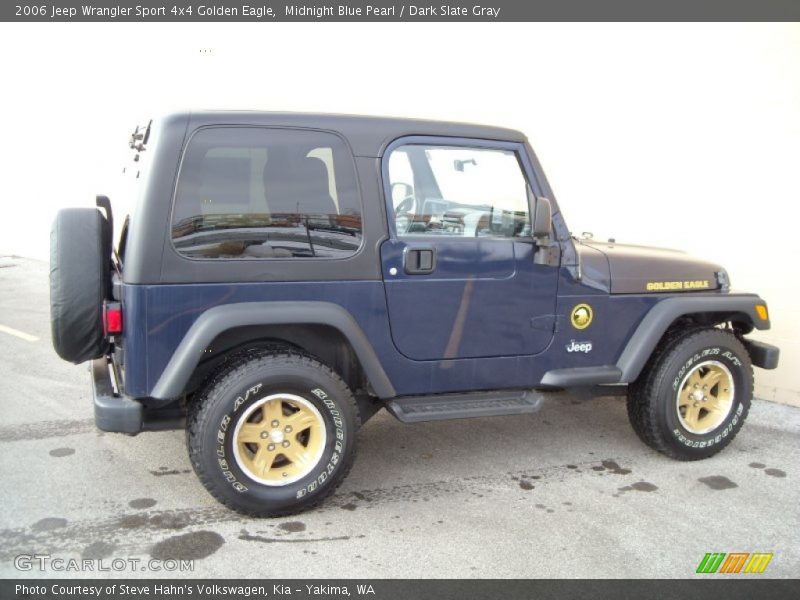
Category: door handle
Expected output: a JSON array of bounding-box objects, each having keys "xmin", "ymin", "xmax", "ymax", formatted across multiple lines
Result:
[{"xmin": 405, "ymin": 248, "xmax": 436, "ymax": 274}]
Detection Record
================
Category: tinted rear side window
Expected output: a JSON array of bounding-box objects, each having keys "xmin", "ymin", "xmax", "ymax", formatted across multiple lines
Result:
[{"xmin": 172, "ymin": 127, "xmax": 362, "ymax": 259}]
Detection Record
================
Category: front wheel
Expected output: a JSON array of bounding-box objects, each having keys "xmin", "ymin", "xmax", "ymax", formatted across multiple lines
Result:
[
  {"xmin": 187, "ymin": 349, "xmax": 359, "ymax": 516},
  {"xmin": 627, "ymin": 328, "xmax": 753, "ymax": 460}
]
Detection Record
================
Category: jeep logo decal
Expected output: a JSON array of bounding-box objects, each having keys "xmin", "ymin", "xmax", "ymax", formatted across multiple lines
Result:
[{"xmin": 566, "ymin": 340, "xmax": 593, "ymax": 353}]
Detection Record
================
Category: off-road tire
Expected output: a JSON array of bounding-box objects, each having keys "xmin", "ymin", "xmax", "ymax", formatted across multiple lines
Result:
[
  {"xmin": 627, "ymin": 327, "xmax": 753, "ymax": 461},
  {"xmin": 187, "ymin": 349, "xmax": 360, "ymax": 517}
]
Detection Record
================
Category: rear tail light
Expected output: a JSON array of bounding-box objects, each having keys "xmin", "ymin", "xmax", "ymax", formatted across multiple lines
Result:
[{"xmin": 103, "ymin": 301, "xmax": 123, "ymax": 336}]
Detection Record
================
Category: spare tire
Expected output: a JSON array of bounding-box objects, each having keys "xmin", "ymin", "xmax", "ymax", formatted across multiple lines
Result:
[{"xmin": 50, "ymin": 208, "xmax": 112, "ymax": 364}]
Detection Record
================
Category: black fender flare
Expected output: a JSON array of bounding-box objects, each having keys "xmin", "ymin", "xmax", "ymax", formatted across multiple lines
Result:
[
  {"xmin": 616, "ymin": 293, "xmax": 770, "ymax": 382},
  {"xmin": 149, "ymin": 301, "xmax": 396, "ymax": 401}
]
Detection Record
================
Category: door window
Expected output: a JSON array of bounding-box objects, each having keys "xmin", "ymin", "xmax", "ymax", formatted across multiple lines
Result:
[{"xmin": 386, "ymin": 144, "xmax": 531, "ymax": 238}]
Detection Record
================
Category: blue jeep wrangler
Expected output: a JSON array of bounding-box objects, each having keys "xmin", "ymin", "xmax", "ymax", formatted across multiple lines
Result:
[{"xmin": 50, "ymin": 112, "xmax": 779, "ymax": 516}]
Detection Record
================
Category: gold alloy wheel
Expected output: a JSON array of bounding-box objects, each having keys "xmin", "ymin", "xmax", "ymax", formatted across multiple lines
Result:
[
  {"xmin": 232, "ymin": 393, "xmax": 326, "ymax": 486},
  {"xmin": 676, "ymin": 360, "xmax": 735, "ymax": 435}
]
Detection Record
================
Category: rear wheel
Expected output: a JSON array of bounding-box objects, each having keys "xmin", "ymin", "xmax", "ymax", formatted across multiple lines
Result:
[
  {"xmin": 627, "ymin": 328, "xmax": 753, "ymax": 460},
  {"xmin": 187, "ymin": 349, "xmax": 359, "ymax": 516}
]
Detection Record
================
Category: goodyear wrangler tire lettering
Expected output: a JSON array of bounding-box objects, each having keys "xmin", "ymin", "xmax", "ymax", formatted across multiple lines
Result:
[
  {"xmin": 187, "ymin": 350, "xmax": 359, "ymax": 517},
  {"xmin": 627, "ymin": 328, "xmax": 753, "ymax": 461}
]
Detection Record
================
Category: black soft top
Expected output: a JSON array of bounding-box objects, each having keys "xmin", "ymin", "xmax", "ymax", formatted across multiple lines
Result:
[{"xmin": 180, "ymin": 111, "xmax": 528, "ymax": 157}]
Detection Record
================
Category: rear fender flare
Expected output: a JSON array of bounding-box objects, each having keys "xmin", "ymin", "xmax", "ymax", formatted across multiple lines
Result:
[{"xmin": 149, "ymin": 301, "xmax": 395, "ymax": 401}]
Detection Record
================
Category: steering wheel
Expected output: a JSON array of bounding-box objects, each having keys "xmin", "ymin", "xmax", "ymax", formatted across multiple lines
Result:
[
  {"xmin": 395, "ymin": 194, "xmax": 415, "ymax": 215},
  {"xmin": 394, "ymin": 193, "xmax": 417, "ymax": 234},
  {"xmin": 392, "ymin": 183, "xmax": 417, "ymax": 233}
]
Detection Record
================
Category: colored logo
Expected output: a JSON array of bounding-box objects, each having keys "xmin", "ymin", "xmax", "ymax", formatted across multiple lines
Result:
[
  {"xmin": 696, "ymin": 552, "xmax": 773, "ymax": 574},
  {"xmin": 570, "ymin": 304, "xmax": 593, "ymax": 330}
]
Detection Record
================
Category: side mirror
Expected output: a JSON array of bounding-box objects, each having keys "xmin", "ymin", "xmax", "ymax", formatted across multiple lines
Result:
[{"xmin": 533, "ymin": 196, "xmax": 552, "ymax": 240}]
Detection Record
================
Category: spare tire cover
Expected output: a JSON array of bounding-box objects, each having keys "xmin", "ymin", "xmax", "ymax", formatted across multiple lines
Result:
[{"xmin": 50, "ymin": 208, "xmax": 111, "ymax": 364}]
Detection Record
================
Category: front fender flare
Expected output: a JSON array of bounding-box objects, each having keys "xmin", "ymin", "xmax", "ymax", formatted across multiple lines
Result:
[
  {"xmin": 617, "ymin": 293, "xmax": 770, "ymax": 383},
  {"xmin": 149, "ymin": 301, "xmax": 396, "ymax": 401}
]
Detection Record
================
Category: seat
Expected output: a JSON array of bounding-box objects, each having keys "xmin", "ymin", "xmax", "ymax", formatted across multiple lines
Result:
[{"xmin": 263, "ymin": 155, "xmax": 337, "ymax": 217}]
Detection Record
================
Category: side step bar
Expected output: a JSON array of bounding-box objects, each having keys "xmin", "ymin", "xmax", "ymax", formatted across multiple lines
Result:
[{"xmin": 384, "ymin": 390, "xmax": 545, "ymax": 424}]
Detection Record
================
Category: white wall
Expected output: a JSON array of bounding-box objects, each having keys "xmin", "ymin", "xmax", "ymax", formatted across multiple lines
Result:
[{"xmin": 1, "ymin": 22, "xmax": 798, "ymax": 404}]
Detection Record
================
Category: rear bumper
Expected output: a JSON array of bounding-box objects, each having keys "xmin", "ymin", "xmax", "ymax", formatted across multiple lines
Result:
[
  {"xmin": 91, "ymin": 358, "xmax": 142, "ymax": 433},
  {"xmin": 743, "ymin": 339, "xmax": 780, "ymax": 370}
]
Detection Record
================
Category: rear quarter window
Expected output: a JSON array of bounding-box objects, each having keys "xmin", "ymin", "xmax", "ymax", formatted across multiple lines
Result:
[{"xmin": 172, "ymin": 127, "xmax": 362, "ymax": 259}]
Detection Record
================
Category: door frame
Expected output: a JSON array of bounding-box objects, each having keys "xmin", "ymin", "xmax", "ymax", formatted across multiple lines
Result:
[{"xmin": 380, "ymin": 135, "xmax": 547, "ymax": 240}]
